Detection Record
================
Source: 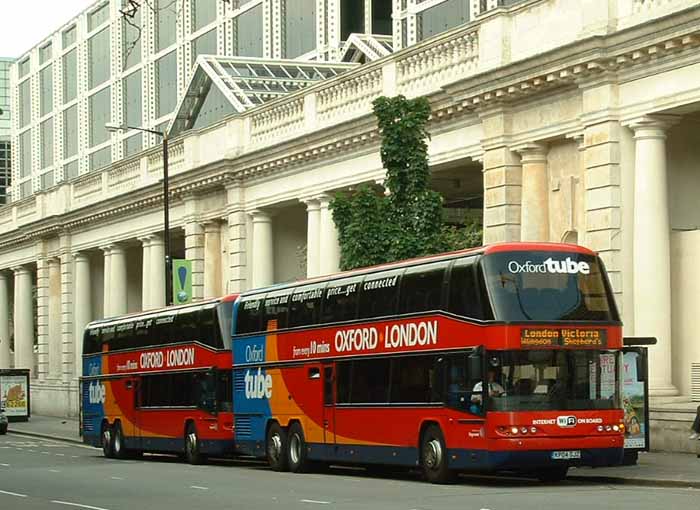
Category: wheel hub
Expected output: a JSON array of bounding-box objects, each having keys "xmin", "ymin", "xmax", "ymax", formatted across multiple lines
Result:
[
  {"xmin": 269, "ymin": 433, "xmax": 282, "ymax": 462},
  {"xmin": 290, "ymin": 434, "xmax": 301, "ymax": 465},
  {"xmin": 424, "ymin": 439, "xmax": 442, "ymax": 469}
]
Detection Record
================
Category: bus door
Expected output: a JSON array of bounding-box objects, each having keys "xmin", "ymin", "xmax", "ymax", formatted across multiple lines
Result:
[
  {"xmin": 322, "ymin": 363, "xmax": 336, "ymax": 446},
  {"xmin": 122, "ymin": 377, "xmax": 139, "ymax": 449}
]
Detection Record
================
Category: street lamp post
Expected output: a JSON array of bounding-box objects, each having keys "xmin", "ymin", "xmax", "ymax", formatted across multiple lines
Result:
[{"xmin": 106, "ymin": 123, "xmax": 172, "ymax": 306}]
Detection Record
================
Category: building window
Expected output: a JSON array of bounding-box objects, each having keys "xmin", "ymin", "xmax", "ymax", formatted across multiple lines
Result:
[
  {"xmin": 89, "ymin": 87, "xmax": 111, "ymax": 147},
  {"xmin": 156, "ymin": 52, "xmax": 177, "ymax": 119},
  {"xmin": 19, "ymin": 80, "xmax": 31, "ymax": 128},
  {"xmin": 372, "ymin": 0, "xmax": 393, "ymax": 35},
  {"xmin": 89, "ymin": 28, "xmax": 111, "ymax": 89},
  {"xmin": 124, "ymin": 133, "xmax": 142, "ymax": 157},
  {"xmin": 19, "ymin": 58, "xmax": 30, "ymax": 78},
  {"xmin": 156, "ymin": 0, "xmax": 178, "ymax": 52},
  {"xmin": 193, "ymin": 0, "xmax": 217, "ymax": 32},
  {"xmin": 123, "ymin": 4, "xmax": 142, "ymax": 70},
  {"xmin": 63, "ymin": 105, "xmax": 78, "ymax": 158},
  {"xmin": 41, "ymin": 170, "xmax": 55, "ymax": 190},
  {"xmin": 90, "ymin": 146, "xmax": 112, "ymax": 171},
  {"xmin": 193, "ymin": 29, "xmax": 217, "ymax": 60},
  {"xmin": 20, "ymin": 180, "xmax": 32, "ymax": 199},
  {"xmin": 62, "ymin": 25, "xmax": 77, "ymax": 48},
  {"xmin": 63, "ymin": 49, "xmax": 78, "ymax": 103},
  {"xmin": 0, "ymin": 141, "xmax": 10, "ymax": 205},
  {"xmin": 123, "ymin": 70, "xmax": 142, "ymax": 127},
  {"xmin": 40, "ymin": 65, "xmax": 53, "ymax": 116},
  {"xmin": 39, "ymin": 43, "xmax": 53, "ymax": 65},
  {"xmin": 41, "ymin": 118, "xmax": 54, "ymax": 169},
  {"xmin": 234, "ymin": 4, "xmax": 263, "ymax": 57},
  {"xmin": 282, "ymin": 0, "xmax": 316, "ymax": 58},
  {"xmin": 64, "ymin": 160, "xmax": 79, "ymax": 180},
  {"xmin": 20, "ymin": 130, "xmax": 32, "ymax": 177},
  {"xmin": 341, "ymin": 0, "xmax": 364, "ymax": 41},
  {"xmin": 89, "ymin": 3, "xmax": 110, "ymax": 32},
  {"xmin": 417, "ymin": 0, "xmax": 470, "ymax": 42}
]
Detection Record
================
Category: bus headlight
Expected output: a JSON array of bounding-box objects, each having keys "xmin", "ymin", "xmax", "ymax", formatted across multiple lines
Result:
[
  {"xmin": 511, "ymin": 427, "xmax": 519, "ymax": 435},
  {"xmin": 612, "ymin": 425, "xmax": 619, "ymax": 432}
]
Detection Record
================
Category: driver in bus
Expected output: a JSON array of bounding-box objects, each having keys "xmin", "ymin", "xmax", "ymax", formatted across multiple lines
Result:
[{"xmin": 471, "ymin": 367, "xmax": 505, "ymax": 408}]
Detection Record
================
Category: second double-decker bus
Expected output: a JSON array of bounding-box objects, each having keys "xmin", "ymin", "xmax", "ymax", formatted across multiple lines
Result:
[
  {"xmin": 80, "ymin": 294, "xmax": 236, "ymax": 464},
  {"xmin": 230, "ymin": 242, "xmax": 625, "ymax": 483}
]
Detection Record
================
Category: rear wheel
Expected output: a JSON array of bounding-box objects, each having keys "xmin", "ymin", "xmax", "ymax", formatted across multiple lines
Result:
[
  {"xmin": 112, "ymin": 422, "xmax": 127, "ymax": 460},
  {"xmin": 421, "ymin": 425, "xmax": 456, "ymax": 484},
  {"xmin": 101, "ymin": 423, "xmax": 114, "ymax": 459},
  {"xmin": 287, "ymin": 423, "xmax": 311, "ymax": 473},
  {"xmin": 266, "ymin": 423, "xmax": 289, "ymax": 472},
  {"xmin": 0, "ymin": 424, "xmax": 7, "ymax": 435},
  {"xmin": 536, "ymin": 466, "xmax": 569, "ymax": 482},
  {"xmin": 185, "ymin": 423, "xmax": 206, "ymax": 465}
]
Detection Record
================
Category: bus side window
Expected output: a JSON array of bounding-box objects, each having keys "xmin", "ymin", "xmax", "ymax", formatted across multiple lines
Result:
[
  {"xmin": 358, "ymin": 269, "xmax": 403, "ymax": 319},
  {"xmin": 447, "ymin": 257, "xmax": 483, "ymax": 319},
  {"xmin": 321, "ymin": 277, "xmax": 362, "ymax": 324},
  {"xmin": 289, "ymin": 283, "xmax": 325, "ymax": 328},
  {"xmin": 399, "ymin": 262, "xmax": 449, "ymax": 315},
  {"xmin": 83, "ymin": 328, "xmax": 101, "ymax": 355},
  {"xmin": 263, "ymin": 290, "xmax": 291, "ymax": 330},
  {"xmin": 236, "ymin": 297, "xmax": 263, "ymax": 334},
  {"xmin": 336, "ymin": 361, "xmax": 351, "ymax": 404},
  {"xmin": 152, "ymin": 314, "xmax": 176, "ymax": 347},
  {"xmin": 198, "ymin": 306, "xmax": 222, "ymax": 348},
  {"xmin": 175, "ymin": 308, "xmax": 202, "ymax": 344}
]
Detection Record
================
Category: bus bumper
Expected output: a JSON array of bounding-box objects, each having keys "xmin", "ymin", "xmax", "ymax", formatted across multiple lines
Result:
[{"xmin": 448, "ymin": 446, "xmax": 624, "ymax": 471}]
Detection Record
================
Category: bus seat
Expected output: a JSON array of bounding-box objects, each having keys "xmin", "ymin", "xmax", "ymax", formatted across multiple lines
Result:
[{"xmin": 513, "ymin": 378, "xmax": 534, "ymax": 396}]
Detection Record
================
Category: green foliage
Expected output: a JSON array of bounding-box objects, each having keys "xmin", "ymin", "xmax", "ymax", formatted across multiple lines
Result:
[{"xmin": 331, "ymin": 95, "xmax": 482, "ymax": 271}]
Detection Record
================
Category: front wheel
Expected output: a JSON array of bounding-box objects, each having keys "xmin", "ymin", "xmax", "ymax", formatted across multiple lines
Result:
[
  {"xmin": 421, "ymin": 425, "xmax": 456, "ymax": 484},
  {"xmin": 266, "ymin": 423, "xmax": 289, "ymax": 472},
  {"xmin": 287, "ymin": 423, "xmax": 311, "ymax": 473},
  {"xmin": 185, "ymin": 424, "xmax": 206, "ymax": 465},
  {"xmin": 101, "ymin": 424, "xmax": 114, "ymax": 459},
  {"xmin": 536, "ymin": 466, "xmax": 569, "ymax": 483}
]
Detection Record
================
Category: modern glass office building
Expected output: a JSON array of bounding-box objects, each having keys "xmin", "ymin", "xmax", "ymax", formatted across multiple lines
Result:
[
  {"xmin": 10, "ymin": 0, "xmax": 499, "ymax": 202},
  {"xmin": 0, "ymin": 58, "xmax": 12, "ymax": 205}
]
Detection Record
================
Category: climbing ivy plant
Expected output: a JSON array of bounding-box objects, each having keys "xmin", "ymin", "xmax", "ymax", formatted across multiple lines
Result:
[{"xmin": 331, "ymin": 95, "xmax": 483, "ymax": 271}]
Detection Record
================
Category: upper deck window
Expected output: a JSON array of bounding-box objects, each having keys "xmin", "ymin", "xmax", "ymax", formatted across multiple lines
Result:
[{"xmin": 481, "ymin": 251, "xmax": 619, "ymax": 323}]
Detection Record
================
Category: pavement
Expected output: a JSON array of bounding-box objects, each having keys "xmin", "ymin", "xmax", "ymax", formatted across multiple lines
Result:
[{"xmin": 5, "ymin": 415, "xmax": 700, "ymax": 488}]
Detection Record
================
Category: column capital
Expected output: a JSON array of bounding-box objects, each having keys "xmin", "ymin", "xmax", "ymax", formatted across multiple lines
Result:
[
  {"xmin": 248, "ymin": 209, "xmax": 273, "ymax": 222},
  {"xmin": 624, "ymin": 114, "xmax": 681, "ymax": 138},
  {"xmin": 12, "ymin": 266, "xmax": 32, "ymax": 276},
  {"xmin": 300, "ymin": 197, "xmax": 321, "ymax": 211},
  {"xmin": 513, "ymin": 142, "xmax": 548, "ymax": 162},
  {"xmin": 203, "ymin": 220, "xmax": 221, "ymax": 234},
  {"xmin": 316, "ymin": 193, "xmax": 334, "ymax": 208},
  {"xmin": 73, "ymin": 251, "xmax": 90, "ymax": 263},
  {"xmin": 148, "ymin": 235, "xmax": 165, "ymax": 247}
]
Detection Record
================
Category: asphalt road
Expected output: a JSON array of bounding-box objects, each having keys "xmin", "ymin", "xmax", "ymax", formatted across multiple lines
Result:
[{"xmin": 1, "ymin": 433, "xmax": 699, "ymax": 510}]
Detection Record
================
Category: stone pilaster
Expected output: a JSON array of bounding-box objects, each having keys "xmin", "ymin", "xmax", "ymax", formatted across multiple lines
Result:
[
  {"xmin": 35, "ymin": 255, "xmax": 50, "ymax": 380},
  {"xmin": 203, "ymin": 221, "xmax": 222, "ymax": 299},
  {"xmin": 516, "ymin": 143, "xmax": 549, "ymax": 242},
  {"xmin": 139, "ymin": 236, "xmax": 152, "ymax": 310},
  {"xmin": 185, "ymin": 221, "xmax": 205, "ymax": 300},
  {"xmin": 150, "ymin": 235, "xmax": 166, "ymax": 308},
  {"xmin": 48, "ymin": 257, "xmax": 62, "ymax": 380},
  {"xmin": 481, "ymin": 147, "xmax": 522, "ymax": 244},
  {"xmin": 59, "ymin": 234, "xmax": 73, "ymax": 383},
  {"xmin": 0, "ymin": 272, "xmax": 11, "ymax": 369},
  {"xmin": 226, "ymin": 182, "xmax": 247, "ymax": 294}
]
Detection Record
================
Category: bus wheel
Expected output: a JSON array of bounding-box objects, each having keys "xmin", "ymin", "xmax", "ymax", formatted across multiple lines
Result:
[
  {"xmin": 287, "ymin": 423, "xmax": 311, "ymax": 473},
  {"xmin": 266, "ymin": 423, "xmax": 289, "ymax": 472},
  {"xmin": 101, "ymin": 423, "xmax": 114, "ymax": 459},
  {"xmin": 421, "ymin": 425, "xmax": 455, "ymax": 484},
  {"xmin": 536, "ymin": 466, "xmax": 568, "ymax": 483},
  {"xmin": 112, "ymin": 422, "xmax": 126, "ymax": 460},
  {"xmin": 185, "ymin": 423, "xmax": 206, "ymax": 465}
]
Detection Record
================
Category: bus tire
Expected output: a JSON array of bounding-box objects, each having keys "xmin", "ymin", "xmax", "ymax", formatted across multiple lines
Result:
[
  {"xmin": 536, "ymin": 466, "xmax": 569, "ymax": 483},
  {"xmin": 112, "ymin": 422, "xmax": 127, "ymax": 460},
  {"xmin": 287, "ymin": 423, "xmax": 311, "ymax": 473},
  {"xmin": 185, "ymin": 423, "xmax": 207, "ymax": 465},
  {"xmin": 421, "ymin": 425, "xmax": 456, "ymax": 484},
  {"xmin": 266, "ymin": 422, "xmax": 289, "ymax": 472},
  {"xmin": 101, "ymin": 423, "xmax": 114, "ymax": 459}
]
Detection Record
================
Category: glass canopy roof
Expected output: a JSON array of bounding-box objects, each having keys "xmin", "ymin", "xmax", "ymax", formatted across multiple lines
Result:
[
  {"xmin": 169, "ymin": 56, "xmax": 358, "ymax": 137},
  {"xmin": 340, "ymin": 34, "xmax": 394, "ymax": 63}
]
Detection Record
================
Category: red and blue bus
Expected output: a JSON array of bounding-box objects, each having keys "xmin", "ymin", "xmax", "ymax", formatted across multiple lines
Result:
[
  {"xmin": 230, "ymin": 243, "xmax": 625, "ymax": 482},
  {"xmin": 80, "ymin": 294, "xmax": 236, "ymax": 464}
]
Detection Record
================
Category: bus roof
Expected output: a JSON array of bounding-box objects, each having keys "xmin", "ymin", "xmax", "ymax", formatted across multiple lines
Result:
[
  {"xmin": 239, "ymin": 242, "xmax": 596, "ymax": 298},
  {"xmin": 86, "ymin": 293, "xmax": 239, "ymax": 329}
]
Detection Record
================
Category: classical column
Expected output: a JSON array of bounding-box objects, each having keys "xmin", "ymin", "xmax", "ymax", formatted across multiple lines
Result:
[
  {"xmin": 225, "ymin": 181, "xmax": 248, "ymax": 294},
  {"xmin": 204, "ymin": 221, "xmax": 222, "ymax": 298},
  {"xmin": 304, "ymin": 199, "xmax": 321, "ymax": 278},
  {"xmin": 629, "ymin": 116, "xmax": 678, "ymax": 396},
  {"xmin": 139, "ymin": 237, "xmax": 152, "ymax": 310},
  {"xmin": 0, "ymin": 272, "xmax": 11, "ymax": 369},
  {"xmin": 517, "ymin": 143, "xmax": 550, "ymax": 241},
  {"xmin": 481, "ymin": 146, "xmax": 522, "ymax": 244},
  {"xmin": 185, "ymin": 222, "xmax": 205, "ymax": 300},
  {"xmin": 59, "ymin": 235, "xmax": 74, "ymax": 382},
  {"xmin": 35, "ymin": 257, "xmax": 49, "ymax": 380},
  {"xmin": 110, "ymin": 245, "xmax": 128, "ymax": 316},
  {"xmin": 13, "ymin": 267, "xmax": 35, "ymax": 372},
  {"xmin": 74, "ymin": 252, "xmax": 92, "ymax": 377},
  {"xmin": 250, "ymin": 210, "xmax": 274, "ymax": 288},
  {"xmin": 101, "ymin": 246, "xmax": 112, "ymax": 317},
  {"xmin": 48, "ymin": 257, "xmax": 62, "ymax": 379},
  {"xmin": 150, "ymin": 235, "xmax": 166, "ymax": 308},
  {"xmin": 318, "ymin": 194, "xmax": 341, "ymax": 275}
]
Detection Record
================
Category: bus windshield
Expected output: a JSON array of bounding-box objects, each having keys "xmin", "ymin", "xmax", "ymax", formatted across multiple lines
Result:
[
  {"xmin": 481, "ymin": 251, "xmax": 619, "ymax": 322},
  {"xmin": 486, "ymin": 349, "xmax": 620, "ymax": 412}
]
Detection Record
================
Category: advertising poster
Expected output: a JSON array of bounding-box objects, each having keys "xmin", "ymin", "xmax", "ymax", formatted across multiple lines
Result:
[
  {"xmin": 172, "ymin": 259, "xmax": 193, "ymax": 305},
  {"xmin": 622, "ymin": 351, "xmax": 646, "ymax": 449},
  {"xmin": 1, "ymin": 374, "xmax": 29, "ymax": 418}
]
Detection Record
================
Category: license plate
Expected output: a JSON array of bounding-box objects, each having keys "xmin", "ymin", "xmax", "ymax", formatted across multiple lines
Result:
[{"xmin": 551, "ymin": 450, "xmax": 581, "ymax": 460}]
